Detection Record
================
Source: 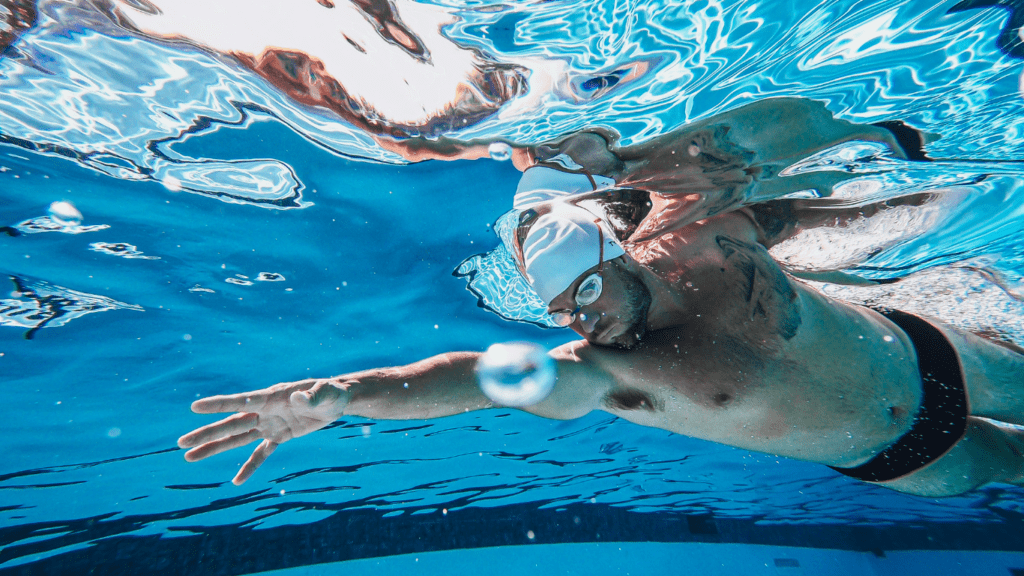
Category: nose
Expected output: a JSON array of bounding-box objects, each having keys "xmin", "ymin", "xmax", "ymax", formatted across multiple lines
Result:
[{"xmin": 578, "ymin": 311, "xmax": 600, "ymax": 334}]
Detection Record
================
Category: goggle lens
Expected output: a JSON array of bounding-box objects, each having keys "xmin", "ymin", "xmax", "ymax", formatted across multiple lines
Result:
[
  {"xmin": 550, "ymin": 312, "xmax": 575, "ymax": 327},
  {"xmin": 575, "ymin": 274, "xmax": 602, "ymax": 306}
]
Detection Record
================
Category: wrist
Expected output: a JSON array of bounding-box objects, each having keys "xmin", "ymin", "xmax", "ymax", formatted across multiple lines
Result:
[{"xmin": 326, "ymin": 378, "xmax": 359, "ymax": 418}]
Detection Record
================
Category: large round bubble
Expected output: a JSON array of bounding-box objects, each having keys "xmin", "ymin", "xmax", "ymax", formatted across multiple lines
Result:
[
  {"xmin": 488, "ymin": 141, "xmax": 512, "ymax": 162},
  {"xmin": 48, "ymin": 201, "xmax": 83, "ymax": 227},
  {"xmin": 476, "ymin": 341, "xmax": 555, "ymax": 407}
]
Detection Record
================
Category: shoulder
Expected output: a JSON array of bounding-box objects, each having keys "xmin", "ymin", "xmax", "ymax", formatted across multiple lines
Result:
[
  {"xmin": 629, "ymin": 210, "xmax": 761, "ymax": 268},
  {"xmin": 518, "ymin": 340, "xmax": 623, "ymax": 420}
]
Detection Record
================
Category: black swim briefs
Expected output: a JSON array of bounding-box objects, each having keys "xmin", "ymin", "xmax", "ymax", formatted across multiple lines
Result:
[{"xmin": 829, "ymin": 310, "xmax": 969, "ymax": 482}]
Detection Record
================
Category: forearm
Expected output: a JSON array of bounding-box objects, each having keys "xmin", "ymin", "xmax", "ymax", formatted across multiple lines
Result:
[
  {"xmin": 339, "ymin": 351, "xmax": 492, "ymax": 420},
  {"xmin": 374, "ymin": 135, "xmax": 533, "ymax": 170}
]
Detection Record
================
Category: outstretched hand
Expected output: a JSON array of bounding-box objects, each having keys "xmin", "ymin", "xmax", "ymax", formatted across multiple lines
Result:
[{"xmin": 177, "ymin": 378, "xmax": 351, "ymax": 485}]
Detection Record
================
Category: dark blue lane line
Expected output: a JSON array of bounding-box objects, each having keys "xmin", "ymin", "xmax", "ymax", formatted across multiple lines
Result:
[{"xmin": 1, "ymin": 502, "xmax": 1023, "ymax": 576}]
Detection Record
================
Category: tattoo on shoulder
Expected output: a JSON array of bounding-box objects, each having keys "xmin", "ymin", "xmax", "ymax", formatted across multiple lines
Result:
[{"xmin": 715, "ymin": 235, "xmax": 802, "ymax": 340}]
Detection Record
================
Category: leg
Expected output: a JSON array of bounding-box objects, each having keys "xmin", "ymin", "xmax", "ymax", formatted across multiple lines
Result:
[
  {"xmin": 750, "ymin": 191, "xmax": 941, "ymax": 249},
  {"xmin": 877, "ymin": 416, "xmax": 1024, "ymax": 497},
  {"xmin": 935, "ymin": 323, "xmax": 1024, "ymax": 426}
]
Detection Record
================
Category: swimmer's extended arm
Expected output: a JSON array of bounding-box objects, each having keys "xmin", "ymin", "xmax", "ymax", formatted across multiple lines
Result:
[
  {"xmin": 374, "ymin": 135, "xmax": 534, "ymax": 170},
  {"xmin": 178, "ymin": 352, "xmax": 489, "ymax": 484},
  {"xmin": 178, "ymin": 349, "xmax": 611, "ymax": 484}
]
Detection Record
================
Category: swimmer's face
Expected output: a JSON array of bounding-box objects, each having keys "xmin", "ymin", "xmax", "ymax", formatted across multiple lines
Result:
[{"xmin": 547, "ymin": 257, "xmax": 651, "ymax": 349}]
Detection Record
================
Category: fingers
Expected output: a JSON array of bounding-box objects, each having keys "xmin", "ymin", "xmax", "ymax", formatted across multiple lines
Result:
[
  {"xmin": 233, "ymin": 440, "xmax": 278, "ymax": 485},
  {"xmin": 183, "ymin": 428, "xmax": 261, "ymax": 462},
  {"xmin": 191, "ymin": 380, "xmax": 322, "ymax": 414},
  {"xmin": 191, "ymin": 393, "xmax": 255, "ymax": 414},
  {"xmin": 178, "ymin": 412, "xmax": 258, "ymax": 449},
  {"xmin": 192, "ymin": 389, "xmax": 276, "ymax": 412}
]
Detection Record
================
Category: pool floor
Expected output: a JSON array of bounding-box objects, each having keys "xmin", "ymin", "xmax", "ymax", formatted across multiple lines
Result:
[{"xmin": 255, "ymin": 543, "xmax": 1024, "ymax": 576}]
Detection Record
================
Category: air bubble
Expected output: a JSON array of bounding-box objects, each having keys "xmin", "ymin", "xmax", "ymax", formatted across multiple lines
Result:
[
  {"xmin": 488, "ymin": 142, "xmax": 512, "ymax": 161},
  {"xmin": 476, "ymin": 341, "xmax": 555, "ymax": 407},
  {"xmin": 48, "ymin": 201, "xmax": 82, "ymax": 227},
  {"xmin": 107, "ymin": 427, "xmax": 122, "ymax": 438}
]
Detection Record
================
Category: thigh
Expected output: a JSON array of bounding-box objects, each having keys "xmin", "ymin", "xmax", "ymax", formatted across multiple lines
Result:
[
  {"xmin": 936, "ymin": 323, "xmax": 1024, "ymax": 426},
  {"xmin": 876, "ymin": 417, "xmax": 1024, "ymax": 497}
]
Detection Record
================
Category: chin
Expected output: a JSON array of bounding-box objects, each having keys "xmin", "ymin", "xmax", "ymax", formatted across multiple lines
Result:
[
  {"xmin": 610, "ymin": 322, "xmax": 647, "ymax": 350},
  {"xmin": 589, "ymin": 317, "xmax": 647, "ymax": 350}
]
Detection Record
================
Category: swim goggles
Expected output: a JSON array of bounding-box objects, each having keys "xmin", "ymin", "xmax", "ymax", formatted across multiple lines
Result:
[{"xmin": 548, "ymin": 221, "xmax": 605, "ymax": 327}]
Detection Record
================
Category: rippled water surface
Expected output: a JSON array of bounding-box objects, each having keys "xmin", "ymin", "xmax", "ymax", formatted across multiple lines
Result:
[{"xmin": 2, "ymin": 0, "xmax": 1024, "ymax": 572}]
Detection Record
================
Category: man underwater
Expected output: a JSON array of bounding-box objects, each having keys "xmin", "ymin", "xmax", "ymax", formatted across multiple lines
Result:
[{"xmin": 179, "ymin": 98, "xmax": 1024, "ymax": 498}]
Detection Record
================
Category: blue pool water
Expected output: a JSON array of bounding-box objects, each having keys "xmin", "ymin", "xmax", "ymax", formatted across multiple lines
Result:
[{"xmin": 2, "ymin": 0, "xmax": 1024, "ymax": 574}]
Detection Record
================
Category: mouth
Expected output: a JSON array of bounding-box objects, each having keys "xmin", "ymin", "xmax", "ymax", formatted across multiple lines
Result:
[
  {"xmin": 589, "ymin": 322, "xmax": 613, "ymax": 343},
  {"xmin": 594, "ymin": 322, "xmax": 623, "ymax": 345}
]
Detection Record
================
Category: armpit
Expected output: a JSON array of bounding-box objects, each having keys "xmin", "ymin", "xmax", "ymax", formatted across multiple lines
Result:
[{"xmin": 603, "ymin": 388, "xmax": 661, "ymax": 412}]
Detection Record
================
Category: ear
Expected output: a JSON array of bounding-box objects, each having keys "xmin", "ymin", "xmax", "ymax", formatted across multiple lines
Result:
[{"xmin": 613, "ymin": 253, "xmax": 638, "ymax": 274}]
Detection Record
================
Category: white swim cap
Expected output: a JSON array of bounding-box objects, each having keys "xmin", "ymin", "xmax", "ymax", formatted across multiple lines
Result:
[{"xmin": 521, "ymin": 203, "xmax": 625, "ymax": 304}]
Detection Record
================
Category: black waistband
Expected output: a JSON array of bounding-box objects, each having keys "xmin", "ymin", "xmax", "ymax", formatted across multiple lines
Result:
[{"xmin": 829, "ymin": 310, "xmax": 969, "ymax": 482}]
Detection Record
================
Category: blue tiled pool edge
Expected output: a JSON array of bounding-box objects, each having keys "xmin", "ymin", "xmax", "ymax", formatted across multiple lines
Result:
[{"xmin": 3, "ymin": 501, "xmax": 1023, "ymax": 575}]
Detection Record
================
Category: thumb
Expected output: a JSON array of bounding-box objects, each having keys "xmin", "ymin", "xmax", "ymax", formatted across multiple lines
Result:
[{"xmin": 291, "ymin": 379, "xmax": 345, "ymax": 410}]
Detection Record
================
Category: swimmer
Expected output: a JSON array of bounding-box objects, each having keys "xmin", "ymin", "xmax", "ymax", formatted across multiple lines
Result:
[{"xmin": 179, "ymin": 99, "xmax": 1024, "ymax": 497}]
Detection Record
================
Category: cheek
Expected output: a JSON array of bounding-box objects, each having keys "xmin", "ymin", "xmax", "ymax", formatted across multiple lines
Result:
[{"xmin": 594, "ymin": 286, "xmax": 630, "ymax": 319}]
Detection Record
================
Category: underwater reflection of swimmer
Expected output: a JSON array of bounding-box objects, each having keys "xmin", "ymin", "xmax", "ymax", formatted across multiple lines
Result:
[
  {"xmin": 93, "ymin": 0, "xmax": 527, "ymax": 137},
  {"xmin": 0, "ymin": 0, "xmax": 527, "ymax": 136},
  {"xmin": 179, "ymin": 98, "xmax": 1024, "ymax": 498},
  {"xmin": 0, "ymin": 0, "xmax": 35, "ymax": 54}
]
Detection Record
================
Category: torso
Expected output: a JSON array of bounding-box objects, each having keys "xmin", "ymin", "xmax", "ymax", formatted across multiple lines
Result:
[{"xmin": 572, "ymin": 212, "xmax": 925, "ymax": 467}]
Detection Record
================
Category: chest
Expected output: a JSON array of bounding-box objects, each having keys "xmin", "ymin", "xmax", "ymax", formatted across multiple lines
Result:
[{"xmin": 594, "ymin": 299, "xmax": 921, "ymax": 463}]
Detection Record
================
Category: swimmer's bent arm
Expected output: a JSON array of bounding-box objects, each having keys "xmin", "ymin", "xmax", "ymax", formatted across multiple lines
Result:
[{"xmin": 178, "ymin": 346, "xmax": 613, "ymax": 484}]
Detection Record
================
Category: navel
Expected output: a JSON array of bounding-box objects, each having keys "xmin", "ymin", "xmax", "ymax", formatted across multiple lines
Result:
[{"xmin": 888, "ymin": 405, "xmax": 910, "ymax": 428}]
